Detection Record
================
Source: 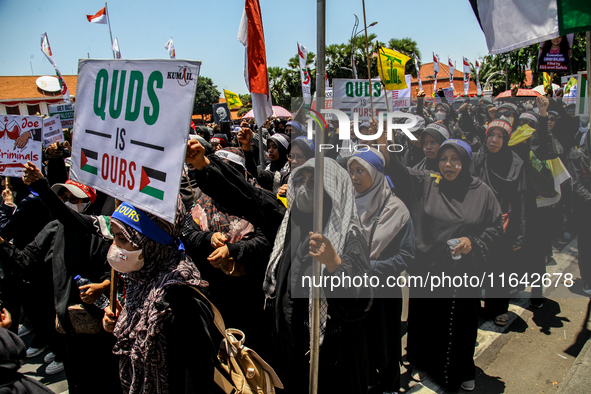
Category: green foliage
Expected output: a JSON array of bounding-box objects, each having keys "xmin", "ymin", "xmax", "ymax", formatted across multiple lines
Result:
[
  {"xmin": 193, "ymin": 76, "xmax": 221, "ymax": 116},
  {"xmin": 387, "ymin": 37, "xmax": 421, "ymax": 77}
]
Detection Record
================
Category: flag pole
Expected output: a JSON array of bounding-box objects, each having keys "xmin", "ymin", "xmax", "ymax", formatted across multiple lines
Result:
[
  {"xmin": 362, "ymin": 0, "xmax": 374, "ymax": 120},
  {"xmin": 587, "ymin": 31, "xmax": 591, "ymax": 119},
  {"xmin": 309, "ymin": 0, "xmax": 325, "ymax": 393},
  {"xmin": 105, "ymin": 2, "xmax": 115, "ymax": 59},
  {"xmin": 376, "ymin": 47, "xmax": 391, "ymax": 112}
]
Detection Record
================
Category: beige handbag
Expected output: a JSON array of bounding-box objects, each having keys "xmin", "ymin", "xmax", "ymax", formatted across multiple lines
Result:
[{"xmin": 55, "ymin": 304, "xmax": 101, "ymax": 335}]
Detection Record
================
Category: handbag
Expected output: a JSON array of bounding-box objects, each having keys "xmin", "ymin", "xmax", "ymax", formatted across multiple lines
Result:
[
  {"xmin": 189, "ymin": 286, "xmax": 283, "ymax": 394},
  {"xmin": 55, "ymin": 304, "xmax": 101, "ymax": 335}
]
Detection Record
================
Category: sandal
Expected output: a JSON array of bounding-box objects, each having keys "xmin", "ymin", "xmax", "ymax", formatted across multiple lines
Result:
[{"xmin": 494, "ymin": 313, "xmax": 509, "ymax": 327}]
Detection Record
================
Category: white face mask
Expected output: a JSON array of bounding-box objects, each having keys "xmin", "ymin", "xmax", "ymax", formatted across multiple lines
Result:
[
  {"xmin": 65, "ymin": 201, "xmax": 89, "ymax": 213},
  {"xmin": 107, "ymin": 244, "xmax": 144, "ymax": 273},
  {"xmin": 435, "ymin": 112, "xmax": 446, "ymax": 121}
]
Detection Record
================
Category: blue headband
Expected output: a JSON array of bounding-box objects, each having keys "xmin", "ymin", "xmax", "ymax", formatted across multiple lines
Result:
[
  {"xmin": 112, "ymin": 202, "xmax": 184, "ymax": 250},
  {"xmin": 287, "ymin": 121, "xmax": 302, "ymax": 132},
  {"xmin": 351, "ymin": 149, "xmax": 395, "ymax": 189},
  {"xmin": 294, "ymin": 136, "xmax": 315, "ymax": 151},
  {"xmin": 440, "ymin": 139, "xmax": 473, "ymax": 158}
]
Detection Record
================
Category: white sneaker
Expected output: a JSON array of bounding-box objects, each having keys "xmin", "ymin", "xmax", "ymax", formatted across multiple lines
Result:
[
  {"xmin": 45, "ymin": 360, "xmax": 64, "ymax": 375},
  {"xmin": 18, "ymin": 325, "xmax": 34, "ymax": 337},
  {"xmin": 44, "ymin": 352, "xmax": 56, "ymax": 364},
  {"xmin": 26, "ymin": 346, "xmax": 47, "ymax": 358}
]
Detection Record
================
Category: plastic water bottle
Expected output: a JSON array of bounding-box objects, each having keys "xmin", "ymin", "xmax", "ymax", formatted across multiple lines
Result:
[{"xmin": 74, "ymin": 275, "xmax": 110, "ymax": 310}]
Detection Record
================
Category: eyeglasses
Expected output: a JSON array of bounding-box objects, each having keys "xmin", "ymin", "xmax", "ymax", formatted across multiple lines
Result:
[
  {"xmin": 495, "ymin": 111, "xmax": 511, "ymax": 119},
  {"xmin": 288, "ymin": 154, "xmax": 307, "ymax": 162},
  {"xmin": 293, "ymin": 175, "xmax": 314, "ymax": 190},
  {"xmin": 548, "ymin": 117, "xmax": 558, "ymax": 122}
]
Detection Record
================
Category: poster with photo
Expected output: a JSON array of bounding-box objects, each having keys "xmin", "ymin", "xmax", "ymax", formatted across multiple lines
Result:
[{"xmin": 537, "ymin": 34, "xmax": 574, "ymax": 73}]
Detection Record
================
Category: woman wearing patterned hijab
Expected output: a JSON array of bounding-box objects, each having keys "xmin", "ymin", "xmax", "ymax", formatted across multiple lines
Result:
[
  {"xmin": 347, "ymin": 148, "xmax": 414, "ymax": 393},
  {"xmin": 104, "ymin": 198, "xmax": 217, "ymax": 394},
  {"xmin": 186, "ymin": 140, "xmax": 372, "ymax": 394}
]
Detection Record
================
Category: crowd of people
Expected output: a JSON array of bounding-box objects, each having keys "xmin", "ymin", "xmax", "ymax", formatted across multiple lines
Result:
[{"xmin": 0, "ymin": 86, "xmax": 589, "ymax": 394}]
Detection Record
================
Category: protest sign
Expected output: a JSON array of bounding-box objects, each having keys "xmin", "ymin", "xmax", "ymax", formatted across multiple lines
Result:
[
  {"xmin": 48, "ymin": 103, "xmax": 75, "ymax": 129},
  {"xmin": 333, "ymin": 79, "xmax": 391, "ymax": 120},
  {"xmin": 391, "ymin": 75, "xmax": 412, "ymax": 109},
  {"xmin": 0, "ymin": 115, "xmax": 42, "ymax": 176},
  {"xmin": 311, "ymin": 87, "xmax": 333, "ymax": 119},
  {"xmin": 212, "ymin": 103, "xmax": 231, "ymax": 125},
  {"xmin": 442, "ymin": 87, "xmax": 455, "ymax": 104},
  {"xmin": 70, "ymin": 59, "xmax": 201, "ymax": 223},
  {"xmin": 537, "ymin": 34, "xmax": 574, "ymax": 73},
  {"xmin": 298, "ymin": 42, "xmax": 312, "ymax": 105},
  {"xmin": 42, "ymin": 115, "xmax": 64, "ymax": 147}
]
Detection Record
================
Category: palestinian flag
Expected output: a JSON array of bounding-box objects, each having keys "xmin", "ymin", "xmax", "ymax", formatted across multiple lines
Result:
[
  {"xmin": 80, "ymin": 148, "xmax": 98, "ymax": 175},
  {"xmin": 471, "ymin": 0, "xmax": 591, "ymax": 54},
  {"xmin": 140, "ymin": 166, "xmax": 166, "ymax": 201}
]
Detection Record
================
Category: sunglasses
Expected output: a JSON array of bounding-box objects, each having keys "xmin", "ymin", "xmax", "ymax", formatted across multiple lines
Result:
[
  {"xmin": 495, "ymin": 111, "xmax": 511, "ymax": 119},
  {"xmin": 548, "ymin": 117, "xmax": 558, "ymax": 122},
  {"xmin": 293, "ymin": 175, "xmax": 315, "ymax": 190}
]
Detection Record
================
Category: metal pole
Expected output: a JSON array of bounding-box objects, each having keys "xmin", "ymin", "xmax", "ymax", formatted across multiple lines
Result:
[
  {"xmin": 309, "ymin": 1, "xmax": 325, "ymax": 393},
  {"xmin": 30, "ymin": 61, "xmax": 34, "ymax": 76},
  {"xmin": 587, "ymin": 31, "xmax": 591, "ymax": 119},
  {"xmin": 258, "ymin": 124, "xmax": 264, "ymax": 169},
  {"xmin": 105, "ymin": 2, "xmax": 116, "ymax": 59},
  {"xmin": 351, "ymin": 15, "xmax": 359, "ymax": 79},
  {"xmin": 362, "ymin": 0, "xmax": 374, "ymax": 120}
]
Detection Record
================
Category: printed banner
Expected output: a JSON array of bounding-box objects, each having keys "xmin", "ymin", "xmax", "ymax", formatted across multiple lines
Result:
[
  {"xmin": 377, "ymin": 47, "xmax": 410, "ymax": 91},
  {"xmin": 537, "ymin": 34, "xmax": 574, "ymax": 72},
  {"xmin": 392, "ymin": 75, "xmax": 412, "ymax": 109},
  {"xmin": 0, "ymin": 115, "xmax": 42, "ymax": 176},
  {"xmin": 48, "ymin": 103, "xmax": 75, "ymax": 129},
  {"xmin": 298, "ymin": 42, "xmax": 312, "ymax": 105},
  {"xmin": 212, "ymin": 102, "xmax": 231, "ymax": 125},
  {"xmin": 42, "ymin": 115, "xmax": 64, "ymax": 148},
  {"xmin": 333, "ymin": 79, "xmax": 391, "ymax": 120},
  {"xmin": 442, "ymin": 87, "xmax": 455, "ymax": 104},
  {"xmin": 414, "ymin": 54, "xmax": 422, "ymax": 91},
  {"xmin": 70, "ymin": 59, "xmax": 201, "ymax": 222}
]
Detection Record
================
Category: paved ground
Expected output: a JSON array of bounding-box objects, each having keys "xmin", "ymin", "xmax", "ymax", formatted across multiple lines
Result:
[{"xmin": 16, "ymin": 238, "xmax": 589, "ymax": 394}]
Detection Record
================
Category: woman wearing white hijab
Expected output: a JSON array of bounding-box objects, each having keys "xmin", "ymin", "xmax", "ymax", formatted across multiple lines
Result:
[{"xmin": 348, "ymin": 148, "xmax": 415, "ymax": 394}]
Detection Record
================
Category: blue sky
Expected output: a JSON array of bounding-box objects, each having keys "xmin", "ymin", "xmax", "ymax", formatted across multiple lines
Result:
[{"xmin": 0, "ymin": 0, "xmax": 489, "ymax": 95}]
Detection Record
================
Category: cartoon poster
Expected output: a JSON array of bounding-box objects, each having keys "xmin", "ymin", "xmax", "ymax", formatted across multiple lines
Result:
[{"xmin": 0, "ymin": 115, "xmax": 43, "ymax": 176}]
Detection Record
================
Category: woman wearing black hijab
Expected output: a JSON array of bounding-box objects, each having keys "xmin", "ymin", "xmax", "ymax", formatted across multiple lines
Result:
[
  {"xmin": 384, "ymin": 131, "xmax": 503, "ymax": 391},
  {"xmin": 266, "ymin": 133, "xmax": 290, "ymax": 173},
  {"xmin": 472, "ymin": 120, "xmax": 526, "ymax": 326}
]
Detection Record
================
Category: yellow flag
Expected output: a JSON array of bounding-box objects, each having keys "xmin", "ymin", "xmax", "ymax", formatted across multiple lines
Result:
[
  {"xmin": 377, "ymin": 47, "xmax": 410, "ymax": 90},
  {"xmin": 223, "ymin": 89, "xmax": 243, "ymax": 109},
  {"xmin": 564, "ymin": 76, "xmax": 577, "ymax": 94},
  {"xmin": 543, "ymin": 72, "xmax": 552, "ymax": 93}
]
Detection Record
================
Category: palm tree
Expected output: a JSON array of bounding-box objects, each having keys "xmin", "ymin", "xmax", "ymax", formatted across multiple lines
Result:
[{"xmin": 387, "ymin": 37, "xmax": 421, "ymax": 77}]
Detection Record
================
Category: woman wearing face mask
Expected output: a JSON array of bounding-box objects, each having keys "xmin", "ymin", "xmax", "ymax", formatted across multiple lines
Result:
[
  {"xmin": 509, "ymin": 97, "xmax": 564, "ymax": 308},
  {"xmin": 185, "ymin": 140, "xmax": 372, "ymax": 394},
  {"xmin": 0, "ymin": 170, "xmax": 121, "ymax": 394},
  {"xmin": 103, "ymin": 199, "xmax": 218, "ymax": 394},
  {"xmin": 383, "ymin": 129, "xmax": 503, "ymax": 392},
  {"xmin": 347, "ymin": 148, "xmax": 415, "ymax": 394},
  {"xmin": 472, "ymin": 120, "xmax": 526, "ymax": 326}
]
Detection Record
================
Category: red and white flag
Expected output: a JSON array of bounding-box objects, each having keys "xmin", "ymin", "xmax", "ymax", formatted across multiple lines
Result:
[
  {"xmin": 433, "ymin": 53, "xmax": 439, "ymax": 93},
  {"xmin": 165, "ymin": 38, "xmax": 175, "ymax": 59},
  {"xmin": 414, "ymin": 54, "xmax": 422, "ymax": 91},
  {"xmin": 112, "ymin": 37, "xmax": 121, "ymax": 59},
  {"xmin": 40, "ymin": 33, "xmax": 70, "ymax": 103},
  {"xmin": 475, "ymin": 58, "xmax": 482, "ymax": 97},
  {"xmin": 448, "ymin": 57, "xmax": 454, "ymax": 84},
  {"xmin": 237, "ymin": 0, "xmax": 272, "ymax": 128},
  {"xmin": 86, "ymin": 7, "xmax": 107, "ymax": 24},
  {"xmin": 463, "ymin": 57, "xmax": 471, "ymax": 97}
]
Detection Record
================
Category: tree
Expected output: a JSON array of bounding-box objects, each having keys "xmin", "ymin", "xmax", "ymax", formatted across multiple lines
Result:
[
  {"xmin": 387, "ymin": 37, "xmax": 421, "ymax": 77},
  {"xmin": 193, "ymin": 76, "xmax": 221, "ymax": 119}
]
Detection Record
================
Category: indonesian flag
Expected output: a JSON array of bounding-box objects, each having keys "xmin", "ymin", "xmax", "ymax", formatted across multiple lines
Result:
[
  {"xmin": 463, "ymin": 57, "xmax": 471, "ymax": 97},
  {"xmin": 164, "ymin": 38, "xmax": 175, "ymax": 59},
  {"xmin": 237, "ymin": 0, "xmax": 272, "ymax": 128},
  {"xmin": 448, "ymin": 57, "xmax": 454, "ymax": 83},
  {"xmin": 86, "ymin": 7, "xmax": 107, "ymax": 24},
  {"xmin": 40, "ymin": 33, "xmax": 70, "ymax": 103},
  {"xmin": 414, "ymin": 54, "xmax": 422, "ymax": 91},
  {"xmin": 298, "ymin": 42, "xmax": 311, "ymax": 105},
  {"xmin": 112, "ymin": 38, "xmax": 121, "ymax": 59}
]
